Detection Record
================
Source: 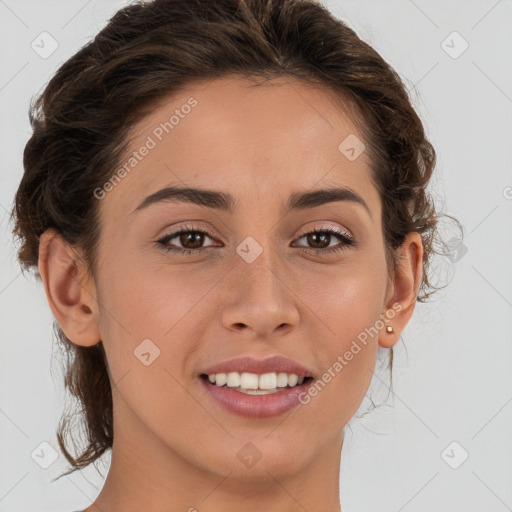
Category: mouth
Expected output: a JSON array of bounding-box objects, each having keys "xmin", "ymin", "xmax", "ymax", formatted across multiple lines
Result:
[
  {"xmin": 199, "ymin": 372, "xmax": 315, "ymax": 418},
  {"xmin": 199, "ymin": 373, "xmax": 315, "ymax": 394}
]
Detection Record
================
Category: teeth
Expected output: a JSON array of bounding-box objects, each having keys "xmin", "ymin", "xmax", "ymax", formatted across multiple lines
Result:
[
  {"xmin": 259, "ymin": 372, "xmax": 277, "ymax": 390},
  {"xmin": 240, "ymin": 372, "xmax": 259, "ymax": 389},
  {"xmin": 206, "ymin": 371, "xmax": 307, "ymax": 390},
  {"xmin": 226, "ymin": 372, "xmax": 240, "ymax": 387},
  {"xmin": 213, "ymin": 373, "xmax": 227, "ymax": 386},
  {"xmin": 276, "ymin": 372, "xmax": 288, "ymax": 387}
]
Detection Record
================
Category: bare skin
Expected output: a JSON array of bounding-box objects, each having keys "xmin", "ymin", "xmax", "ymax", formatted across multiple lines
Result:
[{"xmin": 38, "ymin": 75, "xmax": 423, "ymax": 512}]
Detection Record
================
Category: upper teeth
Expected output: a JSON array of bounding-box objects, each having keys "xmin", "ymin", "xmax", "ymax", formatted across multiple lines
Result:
[{"xmin": 208, "ymin": 372, "xmax": 305, "ymax": 389}]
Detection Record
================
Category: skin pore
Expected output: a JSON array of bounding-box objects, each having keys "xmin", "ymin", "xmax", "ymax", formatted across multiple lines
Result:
[{"xmin": 38, "ymin": 75, "xmax": 423, "ymax": 512}]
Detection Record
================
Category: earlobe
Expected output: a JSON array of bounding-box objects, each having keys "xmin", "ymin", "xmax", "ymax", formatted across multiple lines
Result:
[
  {"xmin": 378, "ymin": 232, "xmax": 424, "ymax": 349},
  {"xmin": 38, "ymin": 228, "xmax": 101, "ymax": 347}
]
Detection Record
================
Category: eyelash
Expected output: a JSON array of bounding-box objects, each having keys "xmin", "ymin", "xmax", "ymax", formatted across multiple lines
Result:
[{"xmin": 155, "ymin": 222, "xmax": 356, "ymax": 257}]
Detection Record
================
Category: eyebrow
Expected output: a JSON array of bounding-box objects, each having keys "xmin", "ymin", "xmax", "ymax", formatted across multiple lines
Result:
[{"xmin": 132, "ymin": 185, "xmax": 372, "ymax": 218}]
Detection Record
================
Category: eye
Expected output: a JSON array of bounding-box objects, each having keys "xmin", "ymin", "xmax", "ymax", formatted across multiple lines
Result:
[
  {"xmin": 155, "ymin": 223, "xmax": 218, "ymax": 256},
  {"xmin": 293, "ymin": 226, "xmax": 355, "ymax": 255}
]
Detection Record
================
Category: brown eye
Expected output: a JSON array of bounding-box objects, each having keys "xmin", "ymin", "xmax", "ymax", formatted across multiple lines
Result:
[
  {"xmin": 156, "ymin": 223, "xmax": 217, "ymax": 255},
  {"xmin": 293, "ymin": 227, "xmax": 355, "ymax": 254}
]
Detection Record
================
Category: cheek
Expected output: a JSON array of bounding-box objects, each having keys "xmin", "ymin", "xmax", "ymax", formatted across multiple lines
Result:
[
  {"xmin": 95, "ymin": 256, "xmax": 216, "ymax": 382},
  {"xmin": 97, "ymin": 254, "xmax": 192, "ymax": 338},
  {"xmin": 299, "ymin": 256, "xmax": 387, "ymax": 415},
  {"xmin": 301, "ymin": 251, "xmax": 388, "ymax": 335},
  {"xmin": 94, "ymin": 262, "xmax": 202, "ymax": 425}
]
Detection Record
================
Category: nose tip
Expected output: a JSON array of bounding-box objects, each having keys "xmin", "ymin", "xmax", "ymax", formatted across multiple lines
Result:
[{"xmin": 219, "ymin": 252, "xmax": 301, "ymax": 338}]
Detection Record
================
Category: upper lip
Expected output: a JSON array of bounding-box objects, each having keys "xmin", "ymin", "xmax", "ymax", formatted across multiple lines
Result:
[{"xmin": 199, "ymin": 355, "xmax": 314, "ymax": 378}]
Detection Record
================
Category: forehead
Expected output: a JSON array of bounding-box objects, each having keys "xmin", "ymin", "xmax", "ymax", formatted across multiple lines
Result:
[{"xmin": 99, "ymin": 75, "xmax": 379, "ymax": 222}]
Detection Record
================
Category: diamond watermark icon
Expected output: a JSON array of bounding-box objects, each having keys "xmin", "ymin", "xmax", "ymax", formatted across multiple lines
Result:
[
  {"xmin": 441, "ymin": 236, "xmax": 468, "ymax": 263},
  {"xmin": 236, "ymin": 236, "xmax": 263, "ymax": 263},
  {"xmin": 441, "ymin": 31, "xmax": 469, "ymax": 59},
  {"xmin": 134, "ymin": 338, "xmax": 161, "ymax": 366},
  {"xmin": 338, "ymin": 134, "xmax": 365, "ymax": 161},
  {"xmin": 441, "ymin": 441, "xmax": 469, "ymax": 469},
  {"xmin": 237, "ymin": 442, "xmax": 263, "ymax": 468},
  {"xmin": 31, "ymin": 31, "xmax": 59, "ymax": 59},
  {"xmin": 31, "ymin": 441, "xmax": 58, "ymax": 469}
]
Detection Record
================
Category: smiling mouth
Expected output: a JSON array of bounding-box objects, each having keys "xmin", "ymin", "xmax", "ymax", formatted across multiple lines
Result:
[{"xmin": 199, "ymin": 373, "xmax": 314, "ymax": 395}]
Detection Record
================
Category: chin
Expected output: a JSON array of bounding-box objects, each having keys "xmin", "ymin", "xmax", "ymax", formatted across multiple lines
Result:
[{"xmin": 199, "ymin": 438, "xmax": 312, "ymax": 483}]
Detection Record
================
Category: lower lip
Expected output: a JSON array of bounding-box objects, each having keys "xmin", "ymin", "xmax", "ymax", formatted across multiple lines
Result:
[{"xmin": 199, "ymin": 376, "xmax": 314, "ymax": 419}]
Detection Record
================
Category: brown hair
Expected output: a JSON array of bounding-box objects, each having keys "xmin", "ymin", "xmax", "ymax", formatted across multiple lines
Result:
[{"xmin": 10, "ymin": 0, "xmax": 460, "ymax": 478}]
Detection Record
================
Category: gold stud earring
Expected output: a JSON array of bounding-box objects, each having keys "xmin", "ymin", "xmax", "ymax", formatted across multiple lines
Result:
[{"xmin": 386, "ymin": 326, "xmax": 394, "ymax": 334}]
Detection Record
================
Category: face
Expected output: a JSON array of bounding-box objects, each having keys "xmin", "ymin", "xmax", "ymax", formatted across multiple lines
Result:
[{"xmin": 85, "ymin": 75, "xmax": 400, "ymax": 480}]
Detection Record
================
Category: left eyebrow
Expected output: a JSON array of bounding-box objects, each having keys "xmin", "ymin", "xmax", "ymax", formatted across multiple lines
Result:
[{"xmin": 132, "ymin": 185, "xmax": 372, "ymax": 219}]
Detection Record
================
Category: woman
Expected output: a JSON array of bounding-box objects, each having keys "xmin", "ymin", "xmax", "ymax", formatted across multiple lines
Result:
[{"xmin": 11, "ymin": 0, "xmax": 454, "ymax": 510}]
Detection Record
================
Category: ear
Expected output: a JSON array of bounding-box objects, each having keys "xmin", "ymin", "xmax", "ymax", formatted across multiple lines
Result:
[
  {"xmin": 38, "ymin": 228, "xmax": 101, "ymax": 346},
  {"xmin": 378, "ymin": 232, "xmax": 424, "ymax": 348}
]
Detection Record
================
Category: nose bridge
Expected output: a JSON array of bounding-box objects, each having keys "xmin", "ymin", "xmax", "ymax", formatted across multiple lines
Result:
[
  {"xmin": 232, "ymin": 189, "xmax": 283, "ymax": 285},
  {"xmin": 236, "ymin": 231, "xmax": 284, "ymax": 300},
  {"xmin": 240, "ymin": 236, "xmax": 279, "ymax": 289},
  {"xmin": 220, "ymin": 232, "xmax": 300, "ymax": 336}
]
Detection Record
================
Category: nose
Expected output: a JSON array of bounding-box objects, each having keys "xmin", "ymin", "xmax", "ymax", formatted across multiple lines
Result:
[{"xmin": 219, "ymin": 247, "xmax": 300, "ymax": 338}]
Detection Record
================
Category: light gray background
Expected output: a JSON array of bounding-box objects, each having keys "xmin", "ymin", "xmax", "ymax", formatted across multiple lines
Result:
[{"xmin": 1, "ymin": 1, "xmax": 511, "ymax": 511}]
